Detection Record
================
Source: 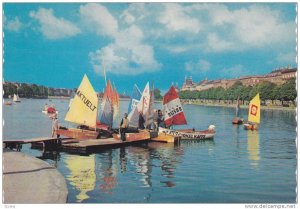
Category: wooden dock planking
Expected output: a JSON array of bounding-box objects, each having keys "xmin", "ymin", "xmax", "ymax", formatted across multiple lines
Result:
[{"xmin": 61, "ymin": 138, "xmax": 149, "ymax": 154}]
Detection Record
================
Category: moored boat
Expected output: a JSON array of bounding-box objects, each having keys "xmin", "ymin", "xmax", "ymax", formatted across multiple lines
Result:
[
  {"xmin": 232, "ymin": 117, "xmax": 244, "ymax": 124},
  {"xmin": 160, "ymin": 85, "xmax": 216, "ymax": 140},
  {"xmin": 159, "ymin": 126, "xmax": 215, "ymax": 140},
  {"xmin": 112, "ymin": 130, "xmax": 150, "ymax": 142},
  {"xmin": 56, "ymin": 74, "xmax": 100, "ymax": 139}
]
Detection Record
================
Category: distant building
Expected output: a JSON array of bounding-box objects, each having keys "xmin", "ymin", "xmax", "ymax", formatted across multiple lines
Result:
[
  {"xmin": 180, "ymin": 66, "xmax": 296, "ymax": 92},
  {"xmin": 181, "ymin": 76, "xmax": 197, "ymax": 91}
]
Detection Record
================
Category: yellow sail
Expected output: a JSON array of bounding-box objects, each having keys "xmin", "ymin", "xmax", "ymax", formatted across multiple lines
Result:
[
  {"xmin": 248, "ymin": 93, "xmax": 260, "ymax": 124},
  {"xmin": 65, "ymin": 74, "xmax": 98, "ymax": 128}
]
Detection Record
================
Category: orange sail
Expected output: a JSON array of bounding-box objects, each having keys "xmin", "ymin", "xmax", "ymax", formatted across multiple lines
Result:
[
  {"xmin": 112, "ymin": 87, "xmax": 120, "ymax": 124},
  {"xmin": 99, "ymin": 80, "xmax": 114, "ymax": 127}
]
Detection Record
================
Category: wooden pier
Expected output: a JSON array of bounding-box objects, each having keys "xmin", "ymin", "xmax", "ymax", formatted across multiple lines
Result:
[{"xmin": 3, "ymin": 132, "xmax": 181, "ymax": 154}]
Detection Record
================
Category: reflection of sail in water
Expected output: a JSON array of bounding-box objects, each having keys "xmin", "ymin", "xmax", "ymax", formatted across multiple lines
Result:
[
  {"xmin": 127, "ymin": 146, "xmax": 152, "ymax": 187},
  {"xmin": 65, "ymin": 154, "xmax": 96, "ymax": 202},
  {"xmin": 148, "ymin": 143, "xmax": 184, "ymax": 187},
  {"xmin": 247, "ymin": 131, "xmax": 260, "ymax": 167},
  {"xmin": 97, "ymin": 151, "xmax": 118, "ymax": 195}
]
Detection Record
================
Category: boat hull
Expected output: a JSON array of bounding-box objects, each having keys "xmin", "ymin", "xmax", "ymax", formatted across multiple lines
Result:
[
  {"xmin": 244, "ymin": 123, "xmax": 259, "ymax": 131},
  {"xmin": 151, "ymin": 132, "xmax": 181, "ymax": 143},
  {"xmin": 112, "ymin": 130, "xmax": 150, "ymax": 142},
  {"xmin": 159, "ymin": 127, "xmax": 215, "ymax": 140},
  {"xmin": 232, "ymin": 117, "xmax": 244, "ymax": 124},
  {"xmin": 56, "ymin": 128, "xmax": 99, "ymax": 139}
]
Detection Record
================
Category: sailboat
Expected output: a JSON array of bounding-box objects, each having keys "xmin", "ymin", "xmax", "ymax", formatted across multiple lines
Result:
[
  {"xmin": 232, "ymin": 96, "xmax": 244, "ymax": 124},
  {"xmin": 158, "ymin": 86, "xmax": 216, "ymax": 140},
  {"xmin": 244, "ymin": 93, "xmax": 260, "ymax": 130},
  {"xmin": 13, "ymin": 94, "xmax": 21, "ymax": 103},
  {"xmin": 112, "ymin": 83, "xmax": 151, "ymax": 141},
  {"xmin": 56, "ymin": 74, "xmax": 101, "ymax": 139}
]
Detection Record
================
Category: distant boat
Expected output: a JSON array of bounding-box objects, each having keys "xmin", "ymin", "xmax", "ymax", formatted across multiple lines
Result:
[
  {"xmin": 232, "ymin": 96, "xmax": 244, "ymax": 125},
  {"xmin": 5, "ymin": 101, "xmax": 13, "ymax": 106},
  {"xmin": 13, "ymin": 94, "xmax": 21, "ymax": 103},
  {"xmin": 244, "ymin": 93, "xmax": 260, "ymax": 131},
  {"xmin": 158, "ymin": 85, "xmax": 216, "ymax": 140}
]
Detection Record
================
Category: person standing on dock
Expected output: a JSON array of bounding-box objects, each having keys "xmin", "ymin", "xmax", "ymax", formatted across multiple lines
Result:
[
  {"xmin": 236, "ymin": 96, "xmax": 241, "ymax": 117},
  {"xmin": 138, "ymin": 112, "xmax": 145, "ymax": 130},
  {"xmin": 51, "ymin": 113, "xmax": 60, "ymax": 138},
  {"xmin": 157, "ymin": 109, "xmax": 166, "ymax": 128},
  {"xmin": 120, "ymin": 113, "xmax": 129, "ymax": 141}
]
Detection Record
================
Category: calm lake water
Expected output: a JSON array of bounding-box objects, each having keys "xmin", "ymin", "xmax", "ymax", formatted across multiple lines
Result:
[{"xmin": 3, "ymin": 99, "xmax": 297, "ymax": 203}]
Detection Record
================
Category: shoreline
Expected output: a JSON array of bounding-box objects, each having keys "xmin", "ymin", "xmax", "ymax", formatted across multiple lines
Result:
[{"xmin": 184, "ymin": 102, "xmax": 296, "ymax": 111}]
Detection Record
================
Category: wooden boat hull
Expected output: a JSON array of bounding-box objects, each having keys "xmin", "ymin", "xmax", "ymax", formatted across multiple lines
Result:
[
  {"xmin": 159, "ymin": 127, "xmax": 215, "ymax": 140},
  {"xmin": 244, "ymin": 123, "xmax": 259, "ymax": 131},
  {"xmin": 232, "ymin": 117, "xmax": 244, "ymax": 124},
  {"xmin": 42, "ymin": 110, "xmax": 58, "ymax": 114},
  {"xmin": 112, "ymin": 130, "xmax": 150, "ymax": 142},
  {"xmin": 5, "ymin": 102, "xmax": 12, "ymax": 106},
  {"xmin": 56, "ymin": 128, "xmax": 99, "ymax": 139},
  {"xmin": 151, "ymin": 132, "xmax": 181, "ymax": 143}
]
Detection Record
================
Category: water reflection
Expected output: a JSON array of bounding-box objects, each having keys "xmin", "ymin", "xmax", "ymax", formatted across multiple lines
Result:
[
  {"xmin": 65, "ymin": 154, "xmax": 96, "ymax": 202},
  {"xmin": 247, "ymin": 131, "xmax": 260, "ymax": 168},
  {"xmin": 97, "ymin": 150, "xmax": 118, "ymax": 195},
  {"xmin": 37, "ymin": 150, "xmax": 60, "ymax": 167},
  {"xmin": 148, "ymin": 142, "xmax": 184, "ymax": 187},
  {"xmin": 127, "ymin": 145, "xmax": 152, "ymax": 187}
]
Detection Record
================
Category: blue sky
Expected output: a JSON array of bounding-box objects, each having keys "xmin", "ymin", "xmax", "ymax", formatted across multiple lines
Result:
[{"xmin": 3, "ymin": 3, "xmax": 297, "ymax": 94}]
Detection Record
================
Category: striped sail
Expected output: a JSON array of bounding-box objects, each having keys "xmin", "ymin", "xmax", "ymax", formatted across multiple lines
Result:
[
  {"xmin": 163, "ymin": 86, "xmax": 187, "ymax": 127},
  {"xmin": 99, "ymin": 80, "xmax": 114, "ymax": 127}
]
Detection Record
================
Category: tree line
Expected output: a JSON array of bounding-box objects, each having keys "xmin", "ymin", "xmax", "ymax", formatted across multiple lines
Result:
[
  {"xmin": 178, "ymin": 79, "xmax": 296, "ymax": 105},
  {"xmin": 3, "ymin": 82, "xmax": 69, "ymax": 98}
]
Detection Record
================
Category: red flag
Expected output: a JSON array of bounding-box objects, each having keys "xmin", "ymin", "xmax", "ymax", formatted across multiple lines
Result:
[{"xmin": 163, "ymin": 86, "xmax": 187, "ymax": 126}]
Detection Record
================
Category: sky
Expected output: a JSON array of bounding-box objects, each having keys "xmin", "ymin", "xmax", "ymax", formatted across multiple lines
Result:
[{"xmin": 2, "ymin": 2, "xmax": 297, "ymax": 94}]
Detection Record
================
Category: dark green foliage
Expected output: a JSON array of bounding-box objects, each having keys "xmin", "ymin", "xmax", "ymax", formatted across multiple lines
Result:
[{"xmin": 178, "ymin": 78, "xmax": 296, "ymax": 102}]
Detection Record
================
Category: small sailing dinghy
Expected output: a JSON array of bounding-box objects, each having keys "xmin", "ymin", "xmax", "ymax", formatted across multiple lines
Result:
[
  {"xmin": 232, "ymin": 96, "xmax": 243, "ymax": 124},
  {"xmin": 113, "ymin": 83, "xmax": 151, "ymax": 141},
  {"xmin": 56, "ymin": 74, "xmax": 101, "ymax": 139},
  {"xmin": 158, "ymin": 86, "xmax": 216, "ymax": 140},
  {"xmin": 244, "ymin": 93, "xmax": 260, "ymax": 131},
  {"xmin": 13, "ymin": 94, "xmax": 21, "ymax": 103}
]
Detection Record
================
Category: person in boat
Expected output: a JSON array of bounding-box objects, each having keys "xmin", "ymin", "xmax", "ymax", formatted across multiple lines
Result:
[
  {"xmin": 51, "ymin": 113, "xmax": 60, "ymax": 138},
  {"xmin": 138, "ymin": 112, "xmax": 145, "ymax": 130},
  {"xmin": 47, "ymin": 104, "xmax": 56, "ymax": 114},
  {"xmin": 236, "ymin": 96, "xmax": 241, "ymax": 117},
  {"xmin": 120, "ymin": 113, "xmax": 129, "ymax": 141},
  {"xmin": 153, "ymin": 109, "xmax": 158, "ymax": 130},
  {"xmin": 44, "ymin": 103, "xmax": 49, "ymax": 111},
  {"xmin": 157, "ymin": 109, "xmax": 166, "ymax": 128}
]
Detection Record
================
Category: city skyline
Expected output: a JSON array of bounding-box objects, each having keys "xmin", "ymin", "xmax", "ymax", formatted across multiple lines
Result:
[{"xmin": 3, "ymin": 3, "xmax": 297, "ymax": 94}]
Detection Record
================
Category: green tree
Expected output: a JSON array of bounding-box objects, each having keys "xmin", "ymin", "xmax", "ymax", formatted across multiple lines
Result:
[{"xmin": 154, "ymin": 88, "xmax": 163, "ymax": 100}]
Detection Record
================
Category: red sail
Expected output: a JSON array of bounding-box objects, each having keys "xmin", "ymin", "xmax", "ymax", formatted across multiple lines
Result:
[{"xmin": 163, "ymin": 86, "xmax": 187, "ymax": 126}]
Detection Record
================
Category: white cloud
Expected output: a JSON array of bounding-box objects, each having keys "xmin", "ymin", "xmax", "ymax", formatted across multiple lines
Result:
[
  {"xmin": 79, "ymin": 3, "xmax": 118, "ymax": 38},
  {"xmin": 120, "ymin": 3, "xmax": 295, "ymax": 54},
  {"xmin": 185, "ymin": 59, "xmax": 211, "ymax": 73},
  {"xmin": 159, "ymin": 3, "xmax": 201, "ymax": 34},
  {"xmin": 221, "ymin": 64, "xmax": 249, "ymax": 78},
  {"xmin": 29, "ymin": 8, "xmax": 80, "ymax": 39},
  {"xmin": 6, "ymin": 17, "xmax": 22, "ymax": 32}
]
